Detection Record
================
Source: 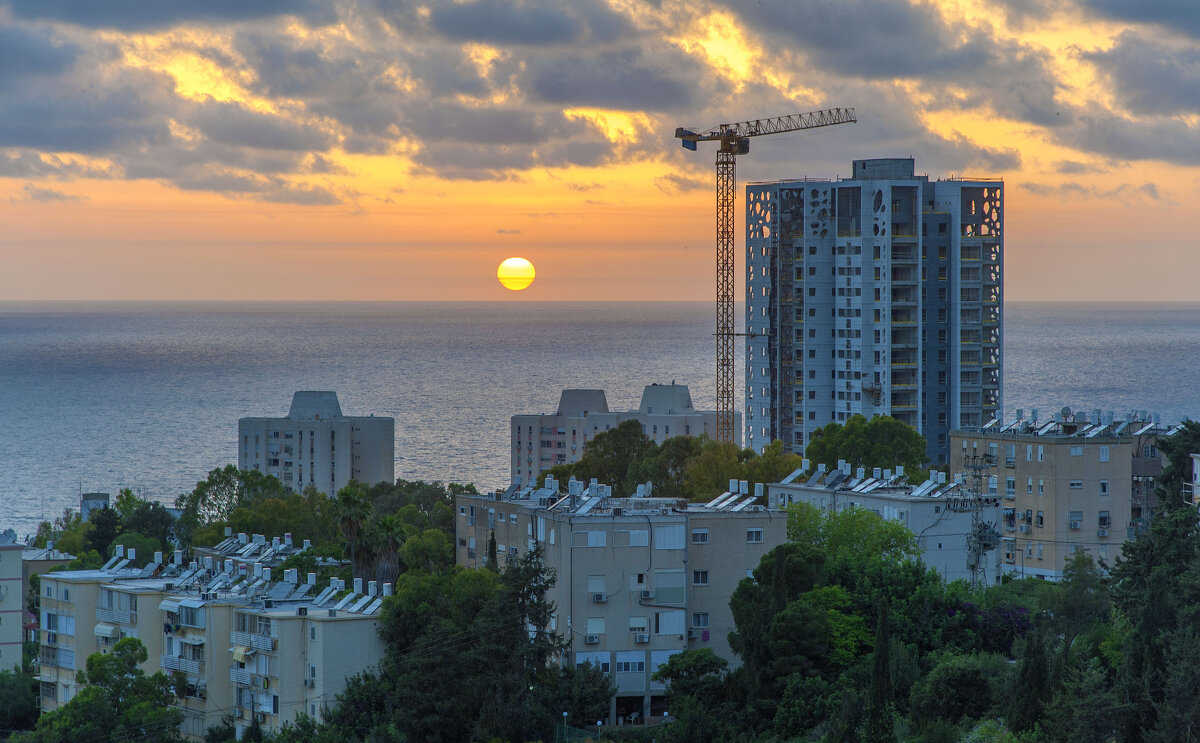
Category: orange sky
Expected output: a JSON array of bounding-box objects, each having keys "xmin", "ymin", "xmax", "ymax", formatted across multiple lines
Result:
[{"xmin": 2, "ymin": 0, "xmax": 1199, "ymax": 301}]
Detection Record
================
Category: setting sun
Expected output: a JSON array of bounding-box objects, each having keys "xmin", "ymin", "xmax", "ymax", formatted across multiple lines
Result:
[{"xmin": 497, "ymin": 257, "xmax": 536, "ymax": 291}]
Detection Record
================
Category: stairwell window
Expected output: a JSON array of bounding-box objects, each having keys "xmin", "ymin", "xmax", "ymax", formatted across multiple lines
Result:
[{"xmin": 746, "ymin": 528, "xmax": 764, "ymax": 543}]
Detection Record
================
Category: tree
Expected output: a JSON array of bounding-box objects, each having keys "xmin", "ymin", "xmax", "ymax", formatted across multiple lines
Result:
[
  {"xmin": 683, "ymin": 439, "xmax": 746, "ymax": 501},
  {"xmin": 803, "ymin": 414, "xmax": 928, "ymax": 474},
  {"xmin": 787, "ymin": 501, "xmax": 921, "ymax": 564},
  {"xmin": 174, "ymin": 465, "xmax": 285, "ymax": 546},
  {"xmin": 16, "ymin": 638, "xmax": 183, "ymax": 743},
  {"xmin": 109, "ymin": 532, "xmax": 161, "ymax": 566},
  {"xmin": 332, "ymin": 483, "xmax": 371, "ymax": 579},
  {"xmin": 864, "ymin": 600, "xmax": 897, "ymax": 742},
  {"xmin": 1007, "ymin": 619, "xmax": 1051, "ymax": 732},
  {"xmin": 123, "ymin": 499, "xmax": 175, "ymax": 550},
  {"xmin": 0, "ymin": 666, "xmax": 38, "ymax": 732},
  {"xmin": 1154, "ymin": 419, "xmax": 1200, "ymax": 507},
  {"xmin": 653, "ymin": 648, "xmax": 729, "ymax": 704}
]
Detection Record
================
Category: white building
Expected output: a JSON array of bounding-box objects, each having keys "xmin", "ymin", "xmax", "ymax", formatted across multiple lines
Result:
[
  {"xmin": 0, "ymin": 532, "xmax": 23, "ymax": 668},
  {"xmin": 511, "ymin": 384, "xmax": 738, "ymax": 485},
  {"xmin": 239, "ymin": 391, "xmax": 394, "ymax": 497},
  {"xmin": 456, "ymin": 477, "xmax": 785, "ymax": 724},
  {"xmin": 745, "ymin": 158, "xmax": 1003, "ymax": 465},
  {"xmin": 768, "ymin": 463, "xmax": 1000, "ymax": 583},
  {"xmin": 35, "ymin": 542, "xmax": 385, "ymax": 740}
]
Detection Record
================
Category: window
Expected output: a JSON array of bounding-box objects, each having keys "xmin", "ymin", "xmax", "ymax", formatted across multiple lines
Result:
[
  {"xmin": 1037, "ymin": 446, "xmax": 1044, "ymax": 462},
  {"xmin": 1026, "ymin": 445, "xmax": 1033, "ymax": 462},
  {"xmin": 1069, "ymin": 511, "xmax": 1083, "ymax": 528},
  {"xmin": 692, "ymin": 613, "xmax": 710, "ymax": 628},
  {"xmin": 654, "ymin": 525, "xmax": 685, "ymax": 550},
  {"xmin": 1038, "ymin": 479, "xmax": 1044, "ymax": 495},
  {"xmin": 1005, "ymin": 477, "xmax": 1015, "ymax": 496},
  {"xmin": 746, "ymin": 528, "xmax": 764, "ymax": 543},
  {"xmin": 1070, "ymin": 446, "xmax": 1083, "ymax": 456},
  {"xmin": 1099, "ymin": 511, "xmax": 1111, "ymax": 529},
  {"xmin": 1099, "ymin": 446, "xmax": 1110, "ymax": 463},
  {"xmin": 691, "ymin": 529, "xmax": 709, "ymax": 544},
  {"xmin": 1069, "ymin": 480, "xmax": 1083, "ymax": 489},
  {"xmin": 587, "ymin": 575, "xmax": 605, "ymax": 594},
  {"xmin": 1100, "ymin": 480, "xmax": 1109, "ymax": 495},
  {"xmin": 1036, "ymin": 510, "xmax": 1044, "ymax": 527},
  {"xmin": 616, "ymin": 660, "xmax": 645, "ymax": 673},
  {"xmin": 692, "ymin": 570, "xmax": 709, "ymax": 586},
  {"xmin": 628, "ymin": 616, "xmax": 648, "ymax": 633},
  {"xmin": 585, "ymin": 618, "xmax": 605, "ymax": 635},
  {"xmin": 1026, "ymin": 478, "xmax": 1033, "ymax": 494}
]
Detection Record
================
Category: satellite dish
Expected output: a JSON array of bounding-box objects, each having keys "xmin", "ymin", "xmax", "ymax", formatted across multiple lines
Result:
[{"xmin": 1061, "ymin": 406, "xmax": 1073, "ymax": 420}]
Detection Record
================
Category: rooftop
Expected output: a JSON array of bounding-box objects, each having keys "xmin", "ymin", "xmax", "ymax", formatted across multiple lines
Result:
[{"xmin": 954, "ymin": 407, "xmax": 1184, "ymax": 440}]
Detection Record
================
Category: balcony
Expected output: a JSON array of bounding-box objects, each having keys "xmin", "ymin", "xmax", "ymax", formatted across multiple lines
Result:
[
  {"xmin": 230, "ymin": 667, "xmax": 252, "ymax": 686},
  {"xmin": 161, "ymin": 656, "xmax": 202, "ymax": 675},
  {"xmin": 250, "ymin": 634, "xmax": 274, "ymax": 652},
  {"xmin": 96, "ymin": 608, "xmax": 134, "ymax": 625}
]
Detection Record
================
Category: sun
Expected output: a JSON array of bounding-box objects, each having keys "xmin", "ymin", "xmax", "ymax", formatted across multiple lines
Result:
[{"xmin": 497, "ymin": 257, "xmax": 536, "ymax": 291}]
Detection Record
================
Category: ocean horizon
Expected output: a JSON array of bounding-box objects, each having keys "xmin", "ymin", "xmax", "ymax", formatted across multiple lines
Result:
[{"xmin": 3, "ymin": 300, "xmax": 1198, "ymax": 540}]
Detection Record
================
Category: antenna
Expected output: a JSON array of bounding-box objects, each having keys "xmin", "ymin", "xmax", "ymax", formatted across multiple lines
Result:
[{"xmin": 947, "ymin": 453, "xmax": 1000, "ymax": 591}]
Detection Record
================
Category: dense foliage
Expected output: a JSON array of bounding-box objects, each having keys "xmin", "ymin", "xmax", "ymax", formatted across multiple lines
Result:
[
  {"xmin": 537, "ymin": 419, "xmax": 803, "ymax": 501},
  {"xmin": 803, "ymin": 414, "xmax": 929, "ymax": 475}
]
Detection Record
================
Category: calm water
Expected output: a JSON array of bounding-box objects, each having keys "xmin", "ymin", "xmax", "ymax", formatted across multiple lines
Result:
[{"xmin": 1, "ymin": 301, "xmax": 1197, "ymax": 539}]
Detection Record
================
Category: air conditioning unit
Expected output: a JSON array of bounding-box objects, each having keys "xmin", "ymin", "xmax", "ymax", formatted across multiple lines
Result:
[
  {"xmin": 584, "ymin": 634, "xmax": 600, "ymax": 645},
  {"xmin": 1018, "ymin": 524, "xmax": 1031, "ymax": 534},
  {"xmin": 305, "ymin": 679, "xmax": 315, "ymax": 688},
  {"xmin": 264, "ymin": 600, "xmax": 275, "ymax": 609},
  {"xmin": 640, "ymin": 589, "xmax": 654, "ymax": 600},
  {"xmin": 1069, "ymin": 521, "xmax": 1081, "ymax": 530},
  {"xmin": 1097, "ymin": 528, "xmax": 1109, "ymax": 537},
  {"xmin": 687, "ymin": 629, "xmax": 698, "ymax": 640},
  {"xmin": 592, "ymin": 593, "xmax": 606, "ymax": 604},
  {"xmin": 297, "ymin": 607, "xmax": 308, "ymax": 617},
  {"xmin": 634, "ymin": 633, "xmax": 650, "ymax": 644}
]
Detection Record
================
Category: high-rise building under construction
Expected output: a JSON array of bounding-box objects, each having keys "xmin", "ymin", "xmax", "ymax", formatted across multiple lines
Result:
[{"xmin": 745, "ymin": 158, "xmax": 1002, "ymax": 465}]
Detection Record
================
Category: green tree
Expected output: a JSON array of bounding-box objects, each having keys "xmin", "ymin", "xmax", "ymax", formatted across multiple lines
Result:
[
  {"xmin": 17, "ymin": 638, "xmax": 183, "ymax": 743},
  {"xmin": 174, "ymin": 465, "xmax": 285, "ymax": 546},
  {"xmin": 1007, "ymin": 620, "xmax": 1051, "ymax": 732},
  {"xmin": 803, "ymin": 414, "xmax": 928, "ymax": 474},
  {"xmin": 332, "ymin": 483, "xmax": 372, "ymax": 579},
  {"xmin": 653, "ymin": 648, "xmax": 729, "ymax": 704},
  {"xmin": 1154, "ymin": 419, "xmax": 1200, "ymax": 506},
  {"xmin": 109, "ymin": 532, "xmax": 161, "ymax": 566},
  {"xmin": 787, "ymin": 501, "xmax": 921, "ymax": 564},
  {"xmin": 864, "ymin": 600, "xmax": 897, "ymax": 742},
  {"xmin": 123, "ymin": 499, "xmax": 175, "ymax": 551},
  {"xmin": 682, "ymin": 438, "xmax": 747, "ymax": 501},
  {"xmin": 909, "ymin": 652, "xmax": 1010, "ymax": 728},
  {"xmin": 0, "ymin": 666, "xmax": 38, "ymax": 732},
  {"xmin": 83, "ymin": 505, "xmax": 122, "ymax": 556}
]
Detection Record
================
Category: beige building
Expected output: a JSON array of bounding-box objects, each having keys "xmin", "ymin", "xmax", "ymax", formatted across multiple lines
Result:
[
  {"xmin": 0, "ymin": 533, "xmax": 24, "ymax": 669},
  {"xmin": 35, "ymin": 542, "xmax": 385, "ymax": 740},
  {"xmin": 240, "ymin": 391, "xmax": 395, "ymax": 497},
  {"xmin": 950, "ymin": 409, "xmax": 1170, "ymax": 580},
  {"xmin": 456, "ymin": 477, "xmax": 785, "ymax": 724},
  {"xmin": 511, "ymin": 384, "xmax": 738, "ymax": 485}
]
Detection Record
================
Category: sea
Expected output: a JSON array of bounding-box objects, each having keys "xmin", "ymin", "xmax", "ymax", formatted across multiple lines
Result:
[{"xmin": 1, "ymin": 301, "xmax": 1198, "ymax": 540}]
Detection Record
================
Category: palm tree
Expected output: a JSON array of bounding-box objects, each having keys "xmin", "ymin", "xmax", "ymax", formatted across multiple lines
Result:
[
  {"xmin": 371, "ymin": 514, "xmax": 408, "ymax": 586},
  {"xmin": 333, "ymin": 483, "xmax": 370, "ymax": 579}
]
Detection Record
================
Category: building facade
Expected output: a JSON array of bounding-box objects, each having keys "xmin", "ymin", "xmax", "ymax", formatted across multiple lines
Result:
[
  {"xmin": 455, "ymin": 478, "xmax": 785, "ymax": 724},
  {"xmin": 239, "ymin": 391, "xmax": 395, "ymax": 497},
  {"xmin": 745, "ymin": 158, "xmax": 1002, "ymax": 465},
  {"xmin": 949, "ymin": 409, "xmax": 1169, "ymax": 580},
  {"xmin": 34, "ymin": 543, "xmax": 385, "ymax": 740},
  {"xmin": 0, "ymin": 533, "xmax": 23, "ymax": 668},
  {"xmin": 511, "ymin": 384, "xmax": 737, "ymax": 485},
  {"xmin": 768, "ymin": 464, "xmax": 1000, "ymax": 584}
]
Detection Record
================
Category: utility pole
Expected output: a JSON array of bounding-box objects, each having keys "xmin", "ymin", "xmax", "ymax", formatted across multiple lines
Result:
[{"xmin": 948, "ymin": 454, "xmax": 1000, "ymax": 591}]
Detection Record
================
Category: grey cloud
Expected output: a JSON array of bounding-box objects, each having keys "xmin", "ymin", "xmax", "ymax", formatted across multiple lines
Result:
[
  {"xmin": 1082, "ymin": 0, "xmax": 1200, "ymax": 38},
  {"xmin": 190, "ymin": 101, "xmax": 334, "ymax": 152},
  {"xmin": 172, "ymin": 169, "xmax": 341, "ymax": 204},
  {"xmin": 4, "ymin": 0, "xmax": 334, "ymax": 31},
  {"xmin": 1084, "ymin": 31, "xmax": 1200, "ymax": 115},
  {"xmin": 0, "ymin": 149, "xmax": 115, "ymax": 178},
  {"xmin": 11, "ymin": 183, "xmax": 87, "ymax": 203},
  {"xmin": 526, "ymin": 47, "xmax": 695, "ymax": 111},
  {"xmin": 1022, "ymin": 181, "xmax": 1170, "ymax": 203},
  {"xmin": 1054, "ymin": 160, "xmax": 1108, "ymax": 175},
  {"xmin": 1063, "ymin": 106, "xmax": 1200, "ymax": 165},
  {"xmin": 425, "ymin": 0, "xmax": 631, "ymax": 45},
  {"xmin": 0, "ymin": 24, "xmax": 79, "ymax": 86},
  {"xmin": 655, "ymin": 173, "xmax": 708, "ymax": 193}
]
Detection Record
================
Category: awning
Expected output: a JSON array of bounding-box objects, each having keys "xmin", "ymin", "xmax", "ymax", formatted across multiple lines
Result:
[
  {"xmin": 94, "ymin": 623, "xmax": 118, "ymax": 638},
  {"xmin": 230, "ymin": 646, "xmax": 250, "ymax": 663},
  {"xmin": 158, "ymin": 599, "xmax": 181, "ymax": 612},
  {"xmin": 179, "ymin": 597, "xmax": 205, "ymax": 609},
  {"xmin": 178, "ymin": 635, "xmax": 205, "ymax": 645}
]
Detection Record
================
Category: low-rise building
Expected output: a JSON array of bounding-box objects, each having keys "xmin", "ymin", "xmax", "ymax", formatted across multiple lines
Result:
[
  {"xmin": 511, "ymin": 384, "xmax": 737, "ymax": 485},
  {"xmin": 35, "ymin": 541, "xmax": 385, "ymax": 740},
  {"xmin": 456, "ymin": 477, "xmax": 784, "ymax": 724},
  {"xmin": 239, "ymin": 391, "xmax": 395, "ymax": 497},
  {"xmin": 768, "ymin": 462, "xmax": 1001, "ymax": 584},
  {"xmin": 950, "ymin": 408, "xmax": 1172, "ymax": 580},
  {"xmin": 0, "ymin": 532, "xmax": 24, "ymax": 668}
]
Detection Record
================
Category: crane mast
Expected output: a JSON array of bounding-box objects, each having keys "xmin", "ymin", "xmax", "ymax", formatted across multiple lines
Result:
[{"xmin": 675, "ymin": 108, "xmax": 857, "ymax": 446}]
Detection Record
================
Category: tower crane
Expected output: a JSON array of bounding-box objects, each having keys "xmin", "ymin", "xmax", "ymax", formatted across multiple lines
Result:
[{"xmin": 675, "ymin": 108, "xmax": 857, "ymax": 446}]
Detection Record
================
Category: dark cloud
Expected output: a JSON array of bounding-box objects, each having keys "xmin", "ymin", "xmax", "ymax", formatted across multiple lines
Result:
[
  {"xmin": 526, "ymin": 47, "xmax": 695, "ymax": 111},
  {"xmin": 425, "ymin": 0, "xmax": 631, "ymax": 45},
  {"xmin": 171, "ymin": 169, "xmax": 341, "ymax": 204},
  {"xmin": 0, "ymin": 24, "xmax": 79, "ymax": 86},
  {"xmin": 190, "ymin": 101, "xmax": 333, "ymax": 152},
  {"xmin": 1082, "ymin": 0, "xmax": 1200, "ymax": 38},
  {"xmin": 11, "ymin": 183, "xmax": 87, "ymax": 203},
  {"xmin": 1022, "ymin": 181, "xmax": 1170, "ymax": 203},
  {"xmin": 4, "ymin": 0, "xmax": 333, "ymax": 31},
  {"xmin": 1084, "ymin": 31, "xmax": 1200, "ymax": 115},
  {"xmin": 1061, "ymin": 106, "xmax": 1200, "ymax": 165}
]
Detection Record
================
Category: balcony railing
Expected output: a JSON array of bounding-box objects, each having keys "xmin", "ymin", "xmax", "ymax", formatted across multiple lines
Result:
[
  {"xmin": 230, "ymin": 667, "xmax": 252, "ymax": 685},
  {"xmin": 96, "ymin": 608, "xmax": 134, "ymax": 625},
  {"xmin": 161, "ymin": 655, "xmax": 202, "ymax": 674}
]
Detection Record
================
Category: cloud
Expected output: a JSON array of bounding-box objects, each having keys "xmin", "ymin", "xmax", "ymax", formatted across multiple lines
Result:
[
  {"xmin": 424, "ymin": 0, "xmax": 631, "ymax": 45},
  {"xmin": 190, "ymin": 100, "xmax": 334, "ymax": 152},
  {"xmin": 5, "ymin": 0, "xmax": 332, "ymax": 31},
  {"xmin": 1081, "ymin": 0, "xmax": 1200, "ymax": 38},
  {"xmin": 1053, "ymin": 160, "xmax": 1108, "ymax": 175},
  {"xmin": 10, "ymin": 183, "xmax": 87, "ymax": 202},
  {"xmin": 0, "ymin": 25, "xmax": 79, "ymax": 87},
  {"xmin": 1021, "ymin": 180, "xmax": 1172, "ymax": 203},
  {"xmin": 496, "ymin": 228, "xmax": 521, "ymax": 234},
  {"xmin": 526, "ymin": 47, "xmax": 697, "ymax": 111},
  {"xmin": 1084, "ymin": 31, "xmax": 1200, "ymax": 115},
  {"xmin": 655, "ymin": 173, "xmax": 708, "ymax": 193}
]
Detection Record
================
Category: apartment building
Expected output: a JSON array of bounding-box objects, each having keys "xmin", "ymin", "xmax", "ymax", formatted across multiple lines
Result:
[
  {"xmin": 455, "ymin": 478, "xmax": 785, "ymax": 724},
  {"xmin": 239, "ymin": 391, "xmax": 395, "ymax": 497},
  {"xmin": 745, "ymin": 158, "xmax": 1002, "ymax": 465},
  {"xmin": 34, "ymin": 542, "xmax": 385, "ymax": 740},
  {"xmin": 949, "ymin": 408, "xmax": 1171, "ymax": 580},
  {"xmin": 768, "ymin": 463, "xmax": 1001, "ymax": 583},
  {"xmin": 0, "ymin": 532, "xmax": 23, "ymax": 668},
  {"xmin": 511, "ymin": 384, "xmax": 738, "ymax": 485}
]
